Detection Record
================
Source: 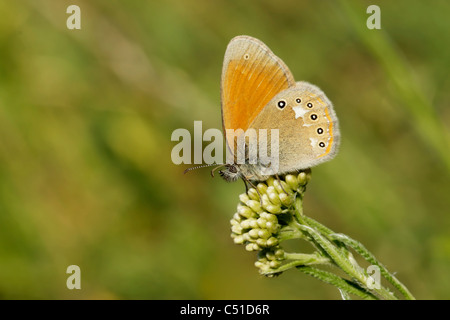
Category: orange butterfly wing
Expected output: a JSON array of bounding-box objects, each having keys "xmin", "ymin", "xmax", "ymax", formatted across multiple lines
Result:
[{"xmin": 221, "ymin": 36, "xmax": 295, "ymax": 148}]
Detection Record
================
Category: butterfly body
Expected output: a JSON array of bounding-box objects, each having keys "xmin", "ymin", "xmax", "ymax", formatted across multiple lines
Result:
[{"xmin": 219, "ymin": 36, "xmax": 340, "ymax": 182}]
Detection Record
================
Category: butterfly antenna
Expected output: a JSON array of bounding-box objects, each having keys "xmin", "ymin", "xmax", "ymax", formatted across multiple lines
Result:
[{"xmin": 183, "ymin": 163, "xmax": 223, "ymax": 175}]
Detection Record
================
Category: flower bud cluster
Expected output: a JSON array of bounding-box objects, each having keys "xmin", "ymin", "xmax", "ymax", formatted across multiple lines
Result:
[
  {"xmin": 230, "ymin": 170, "xmax": 311, "ymax": 274},
  {"xmin": 254, "ymin": 246, "xmax": 286, "ymax": 276}
]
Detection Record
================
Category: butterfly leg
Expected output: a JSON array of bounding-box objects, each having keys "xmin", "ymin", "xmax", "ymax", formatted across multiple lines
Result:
[
  {"xmin": 210, "ymin": 164, "xmax": 226, "ymax": 177},
  {"xmin": 275, "ymin": 174, "xmax": 288, "ymax": 194},
  {"xmin": 242, "ymin": 178, "xmax": 249, "ymax": 193},
  {"xmin": 241, "ymin": 176, "xmax": 263, "ymax": 206}
]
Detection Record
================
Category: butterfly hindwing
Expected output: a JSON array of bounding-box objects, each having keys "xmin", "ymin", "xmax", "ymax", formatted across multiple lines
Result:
[{"xmin": 248, "ymin": 81, "xmax": 340, "ymax": 174}]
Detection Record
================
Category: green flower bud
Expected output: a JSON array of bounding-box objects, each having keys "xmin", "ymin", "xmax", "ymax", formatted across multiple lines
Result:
[
  {"xmin": 248, "ymin": 228, "xmax": 260, "ymax": 239},
  {"xmin": 266, "ymin": 177, "xmax": 275, "ymax": 187},
  {"xmin": 257, "ymin": 183, "xmax": 268, "ymax": 195},
  {"xmin": 258, "ymin": 229, "xmax": 271, "ymax": 239},
  {"xmin": 257, "ymin": 217, "xmax": 267, "ymax": 228},
  {"xmin": 237, "ymin": 204, "xmax": 254, "ymax": 219},
  {"xmin": 269, "ymin": 260, "xmax": 281, "ymax": 269},
  {"xmin": 274, "ymin": 248, "xmax": 285, "ymax": 259},
  {"xmin": 262, "ymin": 213, "xmax": 278, "ymax": 223},
  {"xmin": 265, "ymin": 204, "xmax": 282, "ymax": 214},
  {"xmin": 233, "ymin": 235, "xmax": 245, "ymax": 245},
  {"xmin": 274, "ymin": 179, "xmax": 292, "ymax": 195},
  {"xmin": 231, "ymin": 225, "xmax": 243, "ymax": 234},
  {"xmin": 279, "ymin": 193, "xmax": 294, "ymax": 206},
  {"xmin": 256, "ymin": 238, "xmax": 267, "ymax": 247},
  {"xmin": 245, "ymin": 243, "xmax": 260, "ymax": 251},
  {"xmin": 239, "ymin": 219, "xmax": 252, "ymax": 230},
  {"xmin": 297, "ymin": 169, "xmax": 311, "ymax": 186},
  {"xmin": 265, "ymin": 221, "xmax": 275, "ymax": 233},
  {"xmin": 247, "ymin": 188, "xmax": 260, "ymax": 201},
  {"xmin": 239, "ymin": 193, "xmax": 250, "ymax": 204},
  {"xmin": 249, "ymin": 219, "xmax": 259, "ymax": 229},
  {"xmin": 266, "ymin": 185, "xmax": 278, "ymax": 194},
  {"xmin": 246, "ymin": 200, "xmax": 263, "ymax": 213},
  {"xmin": 266, "ymin": 251, "xmax": 276, "ymax": 261},
  {"xmin": 267, "ymin": 188, "xmax": 282, "ymax": 205},
  {"xmin": 267, "ymin": 237, "xmax": 279, "ymax": 247},
  {"xmin": 285, "ymin": 174, "xmax": 299, "ymax": 190},
  {"xmin": 261, "ymin": 194, "xmax": 271, "ymax": 207},
  {"xmin": 268, "ymin": 222, "xmax": 280, "ymax": 234}
]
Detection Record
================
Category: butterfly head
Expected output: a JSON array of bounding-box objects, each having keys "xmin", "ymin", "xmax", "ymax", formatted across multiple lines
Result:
[{"xmin": 218, "ymin": 164, "xmax": 242, "ymax": 182}]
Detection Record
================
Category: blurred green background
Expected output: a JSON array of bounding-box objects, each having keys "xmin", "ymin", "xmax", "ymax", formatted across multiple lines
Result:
[{"xmin": 1, "ymin": 0, "xmax": 450, "ymax": 299}]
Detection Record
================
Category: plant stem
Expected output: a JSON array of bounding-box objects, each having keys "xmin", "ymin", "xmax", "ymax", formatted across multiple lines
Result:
[
  {"xmin": 231, "ymin": 171, "xmax": 415, "ymax": 300},
  {"xmin": 297, "ymin": 266, "xmax": 378, "ymax": 300},
  {"xmin": 281, "ymin": 193, "xmax": 415, "ymax": 300}
]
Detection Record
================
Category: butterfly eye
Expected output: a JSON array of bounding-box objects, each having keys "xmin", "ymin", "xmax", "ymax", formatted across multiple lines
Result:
[
  {"xmin": 310, "ymin": 114, "xmax": 318, "ymax": 120},
  {"xmin": 307, "ymin": 103, "xmax": 313, "ymax": 108},
  {"xmin": 319, "ymin": 142, "xmax": 325, "ymax": 148},
  {"xmin": 277, "ymin": 100, "xmax": 286, "ymax": 109},
  {"xmin": 317, "ymin": 128, "xmax": 324, "ymax": 134},
  {"xmin": 296, "ymin": 98, "xmax": 301, "ymax": 103}
]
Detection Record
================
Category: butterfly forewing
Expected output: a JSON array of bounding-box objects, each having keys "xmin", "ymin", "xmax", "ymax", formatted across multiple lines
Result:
[{"xmin": 221, "ymin": 36, "xmax": 295, "ymax": 150}]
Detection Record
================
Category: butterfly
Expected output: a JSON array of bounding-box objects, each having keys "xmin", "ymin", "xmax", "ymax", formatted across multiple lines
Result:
[{"xmin": 217, "ymin": 35, "xmax": 340, "ymax": 183}]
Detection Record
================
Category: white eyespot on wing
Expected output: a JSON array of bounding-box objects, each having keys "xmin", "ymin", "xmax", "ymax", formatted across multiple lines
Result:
[{"xmin": 293, "ymin": 106, "xmax": 308, "ymax": 119}]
